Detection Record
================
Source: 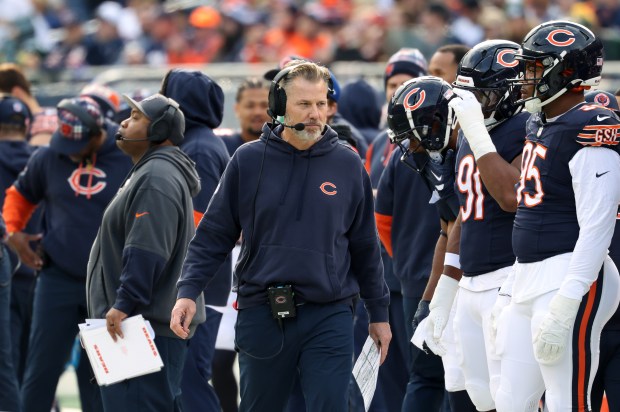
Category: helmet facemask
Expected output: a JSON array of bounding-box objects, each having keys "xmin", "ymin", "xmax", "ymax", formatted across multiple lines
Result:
[
  {"xmin": 513, "ymin": 53, "xmax": 577, "ymax": 113},
  {"xmin": 510, "ymin": 21, "xmax": 604, "ymax": 113},
  {"xmin": 388, "ymin": 101, "xmax": 456, "ymax": 168}
]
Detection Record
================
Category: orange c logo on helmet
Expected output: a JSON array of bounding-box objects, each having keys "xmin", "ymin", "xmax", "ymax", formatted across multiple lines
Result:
[
  {"xmin": 403, "ymin": 88, "xmax": 426, "ymax": 111},
  {"xmin": 546, "ymin": 29, "xmax": 575, "ymax": 47},
  {"xmin": 496, "ymin": 50, "xmax": 518, "ymax": 67},
  {"xmin": 320, "ymin": 182, "xmax": 337, "ymax": 195}
]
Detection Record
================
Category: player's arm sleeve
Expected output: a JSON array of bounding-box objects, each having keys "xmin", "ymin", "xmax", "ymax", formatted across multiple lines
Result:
[
  {"xmin": 560, "ymin": 146, "xmax": 620, "ymax": 300},
  {"xmin": 3, "ymin": 186, "xmax": 37, "ymax": 233},
  {"xmin": 374, "ymin": 155, "xmax": 395, "ymax": 257},
  {"xmin": 177, "ymin": 160, "xmax": 241, "ymax": 301},
  {"xmin": 350, "ymin": 167, "xmax": 389, "ymax": 323}
]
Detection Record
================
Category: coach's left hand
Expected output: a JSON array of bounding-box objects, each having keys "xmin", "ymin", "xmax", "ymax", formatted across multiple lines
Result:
[
  {"xmin": 534, "ymin": 293, "xmax": 581, "ymax": 365},
  {"xmin": 106, "ymin": 307, "xmax": 128, "ymax": 342},
  {"xmin": 369, "ymin": 322, "xmax": 392, "ymax": 365}
]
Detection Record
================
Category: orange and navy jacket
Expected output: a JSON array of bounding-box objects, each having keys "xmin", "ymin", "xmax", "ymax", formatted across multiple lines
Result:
[
  {"xmin": 178, "ymin": 123, "xmax": 389, "ymax": 323},
  {"xmin": 3, "ymin": 125, "xmax": 132, "ymax": 278},
  {"xmin": 374, "ymin": 148, "xmax": 441, "ymax": 298}
]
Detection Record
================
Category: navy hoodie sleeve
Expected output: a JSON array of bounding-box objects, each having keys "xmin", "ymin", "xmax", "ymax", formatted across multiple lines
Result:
[
  {"xmin": 113, "ymin": 185, "xmax": 180, "ymax": 314},
  {"xmin": 350, "ymin": 166, "xmax": 389, "ymax": 323},
  {"xmin": 14, "ymin": 148, "xmax": 47, "ymax": 205},
  {"xmin": 177, "ymin": 158, "xmax": 241, "ymax": 301}
]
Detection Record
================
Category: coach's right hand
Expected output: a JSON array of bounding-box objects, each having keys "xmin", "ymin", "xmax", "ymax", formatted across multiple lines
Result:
[
  {"xmin": 6, "ymin": 231, "xmax": 43, "ymax": 271},
  {"xmin": 170, "ymin": 298, "xmax": 197, "ymax": 339}
]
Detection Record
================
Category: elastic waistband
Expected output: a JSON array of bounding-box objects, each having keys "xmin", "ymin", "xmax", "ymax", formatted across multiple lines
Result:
[{"xmin": 236, "ymin": 292, "xmax": 354, "ymax": 311}]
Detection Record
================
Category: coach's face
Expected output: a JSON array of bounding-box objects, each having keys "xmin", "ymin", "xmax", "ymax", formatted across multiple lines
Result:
[
  {"xmin": 116, "ymin": 109, "xmax": 150, "ymax": 160},
  {"xmin": 282, "ymin": 77, "xmax": 328, "ymax": 143}
]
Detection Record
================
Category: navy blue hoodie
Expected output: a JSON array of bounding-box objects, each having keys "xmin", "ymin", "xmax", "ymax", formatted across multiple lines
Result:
[
  {"xmin": 338, "ymin": 79, "xmax": 383, "ymax": 145},
  {"xmin": 178, "ymin": 124, "xmax": 389, "ymax": 322},
  {"xmin": 13, "ymin": 128, "xmax": 132, "ymax": 278},
  {"xmin": 0, "ymin": 141, "xmax": 35, "ymax": 204},
  {"xmin": 162, "ymin": 69, "xmax": 233, "ymax": 306}
]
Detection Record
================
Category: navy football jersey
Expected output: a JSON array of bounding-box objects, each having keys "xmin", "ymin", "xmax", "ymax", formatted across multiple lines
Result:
[
  {"xmin": 456, "ymin": 113, "xmax": 528, "ymax": 276},
  {"xmin": 513, "ymin": 103, "xmax": 620, "ymax": 263},
  {"xmin": 410, "ymin": 150, "xmax": 460, "ymax": 222}
]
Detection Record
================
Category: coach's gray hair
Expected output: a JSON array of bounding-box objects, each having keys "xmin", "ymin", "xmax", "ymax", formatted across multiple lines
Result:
[{"xmin": 279, "ymin": 61, "xmax": 331, "ymax": 93}]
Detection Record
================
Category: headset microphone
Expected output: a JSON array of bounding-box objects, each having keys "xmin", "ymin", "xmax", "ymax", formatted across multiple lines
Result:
[
  {"xmin": 115, "ymin": 132, "xmax": 149, "ymax": 142},
  {"xmin": 281, "ymin": 122, "xmax": 306, "ymax": 131}
]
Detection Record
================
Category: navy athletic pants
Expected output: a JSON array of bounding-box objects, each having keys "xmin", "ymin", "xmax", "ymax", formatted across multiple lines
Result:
[
  {"xmin": 181, "ymin": 306, "xmax": 223, "ymax": 412},
  {"xmin": 236, "ymin": 302, "xmax": 353, "ymax": 412},
  {"xmin": 20, "ymin": 265, "xmax": 101, "ymax": 412}
]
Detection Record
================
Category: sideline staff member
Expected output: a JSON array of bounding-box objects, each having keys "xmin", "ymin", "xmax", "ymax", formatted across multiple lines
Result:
[
  {"xmin": 171, "ymin": 61, "xmax": 391, "ymax": 411},
  {"xmin": 87, "ymin": 93, "xmax": 205, "ymax": 410}
]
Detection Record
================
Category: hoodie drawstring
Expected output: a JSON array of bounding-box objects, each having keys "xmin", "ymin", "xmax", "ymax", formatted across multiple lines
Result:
[
  {"xmin": 279, "ymin": 151, "xmax": 295, "ymax": 205},
  {"xmin": 74, "ymin": 153, "xmax": 98, "ymax": 199},
  {"xmin": 296, "ymin": 151, "xmax": 311, "ymax": 221},
  {"xmin": 86, "ymin": 153, "xmax": 97, "ymax": 200}
]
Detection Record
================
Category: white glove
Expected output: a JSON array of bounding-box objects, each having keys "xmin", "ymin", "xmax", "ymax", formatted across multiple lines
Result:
[
  {"xmin": 533, "ymin": 293, "xmax": 582, "ymax": 365},
  {"xmin": 488, "ymin": 293, "xmax": 510, "ymax": 360},
  {"xmin": 425, "ymin": 275, "xmax": 459, "ymax": 356},
  {"xmin": 449, "ymin": 88, "xmax": 497, "ymax": 160}
]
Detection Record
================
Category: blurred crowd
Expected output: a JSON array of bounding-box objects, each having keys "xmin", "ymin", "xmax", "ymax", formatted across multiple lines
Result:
[{"xmin": 0, "ymin": 0, "xmax": 619, "ymax": 74}]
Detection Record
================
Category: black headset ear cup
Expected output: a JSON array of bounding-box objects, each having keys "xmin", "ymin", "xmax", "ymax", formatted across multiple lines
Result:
[
  {"xmin": 268, "ymin": 67, "xmax": 293, "ymax": 118},
  {"xmin": 148, "ymin": 99, "xmax": 179, "ymax": 143},
  {"xmin": 57, "ymin": 100, "xmax": 101, "ymax": 137}
]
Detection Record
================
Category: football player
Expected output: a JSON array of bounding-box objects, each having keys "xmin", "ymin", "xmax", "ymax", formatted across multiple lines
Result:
[
  {"xmin": 450, "ymin": 21, "xmax": 620, "ymax": 411},
  {"xmin": 384, "ymin": 75, "xmax": 476, "ymax": 411}
]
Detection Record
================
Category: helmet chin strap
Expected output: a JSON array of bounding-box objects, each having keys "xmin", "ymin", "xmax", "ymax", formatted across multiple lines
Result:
[
  {"xmin": 427, "ymin": 115, "xmax": 454, "ymax": 164},
  {"xmin": 524, "ymin": 97, "xmax": 543, "ymax": 113},
  {"xmin": 525, "ymin": 85, "xmax": 571, "ymax": 113}
]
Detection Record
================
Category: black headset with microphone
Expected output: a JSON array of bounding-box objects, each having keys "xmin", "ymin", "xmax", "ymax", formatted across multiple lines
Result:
[
  {"xmin": 116, "ymin": 98, "xmax": 181, "ymax": 143},
  {"xmin": 267, "ymin": 66, "xmax": 334, "ymax": 131}
]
